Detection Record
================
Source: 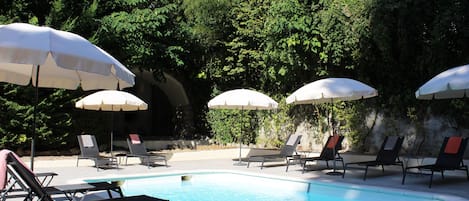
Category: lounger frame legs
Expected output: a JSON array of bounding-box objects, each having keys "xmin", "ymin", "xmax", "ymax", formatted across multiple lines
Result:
[
  {"xmin": 302, "ymin": 158, "xmax": 344, "ymax": 174},
  {"xmin": 125, "ymin": 155, "xmax": 167, "ymax": 168},
  {"xmin": 343, "ymin": 162, "xmax": 404, "ymax": 181},
  {"xmin": 402, "ymin": 165, "xmax": 469, "ymax": 188}
]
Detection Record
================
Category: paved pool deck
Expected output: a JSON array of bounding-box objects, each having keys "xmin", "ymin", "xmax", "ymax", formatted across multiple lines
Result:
[{"xmin": 10, "ymin": 148, "xmax": 469, "ymax": 200}]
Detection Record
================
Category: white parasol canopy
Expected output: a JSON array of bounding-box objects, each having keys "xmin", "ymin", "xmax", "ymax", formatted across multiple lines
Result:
[
  {"xmin": 416, "ymin": 64, "xmax": 469, "ymax": 100},
  {"xmin": 208, "ymin": 89, "xmax": 278, "ymax": 110},
  {"xmin": 286, "ymin": 78, "xmax": 378, "ymax": 105},
  {"xmin": 0, "ymin": 23, "xmax": 135, "ymax": 169},
  {"xmin": 75, "ymin": 90, "xmax": 148, "ymax": 111},
  {"xmin": 0, "ymin": 23, "xmax": 135, "ymax": 89}
]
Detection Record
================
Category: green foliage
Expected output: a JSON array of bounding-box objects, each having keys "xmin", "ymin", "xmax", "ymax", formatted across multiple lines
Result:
[
  {"xmin": 206, "ymin": 109, "xmax": 258, "ymax": 145},
  {"xmin": 258, "ymin": 97, "xmax": 295, "ymax": 148},
  {"xmin": 97, "ymin": 0, "xmax": 185, "ymax": 79},
  {"xmin": 313, "ymin": 0, "xmax": 370, "ymax": 70},
  {"xmin": 262, "ymin": 0, "xmax": 324, "ymax": 93},
  {"xmin": 209, "ymin": 0, "xmax": 269, "ymax": 88},
  {"xmin": 335, "ymin": 101, "xmax": 376, "ymax": 151},
  {"xmin": 0, "ymin": 0, "xmax": 32, "ymax": 23},
  {"xmin": 362, "ymin": 0, "xmax": 469, "ymax": 117},
  {"xmin": 182, "ymin": 0, "xmax": 233, "ymax": 46},
  {"xmin": 0, "ymin": 85, "xmax": 75, "ymax": 151},
  {"xmin": 0, "ymin": 85, "xmax": 31, "ymax": 149}
]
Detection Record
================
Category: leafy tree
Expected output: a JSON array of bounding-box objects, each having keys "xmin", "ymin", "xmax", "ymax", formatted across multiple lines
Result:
[
  {"xmin": 360, "ymin": 0, "xmax": 469, "ymax": 120},
  {"xmin": 258, "ymin": 97, "xmax": 295, "ymax": 148},
  {"xmin": 182, "ymin": 0, "xmax": 233, "ymax": 47},
  {"xmin": 206, "ymin": 109, "xmax": 258, "ymax": 145},
  {"xmin": 262, "ymin": 0, "xmax": 323, "ymax": 93},
  {"xmin": 97, "ymin": 0, "xmax": 185, "ymax": 79},
  {"xmin": 0, "ymin": 84, "xmax": 76, "ymax": 152}
]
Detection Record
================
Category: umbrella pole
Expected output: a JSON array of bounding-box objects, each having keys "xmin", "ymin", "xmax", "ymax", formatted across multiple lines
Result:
[
  {"xmin": 234, "ymin": 110, "xmax": 246, "ymax": 166},
  {"xmin": 237, "ymin": 134, "xmax": 242, "ymax": 163},
  {"xmin": 111, "ymin": 112, "xmax": 114, "ymax": 158},
  {"xmin": 30, "ymin": 65, "xmax": 40, "ymax": 170},
  {"xmin": 326, "ymin": 101, "xmax": 342, "ymax": 176},
  {"xmin": 233, "ymin": 126, "xmax": 244, "ymax": 166}
]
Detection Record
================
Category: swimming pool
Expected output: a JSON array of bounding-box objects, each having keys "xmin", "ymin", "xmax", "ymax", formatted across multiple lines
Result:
[{"xmin": 85, "ymin": 171, "xmax": 462, "ymax": 201}]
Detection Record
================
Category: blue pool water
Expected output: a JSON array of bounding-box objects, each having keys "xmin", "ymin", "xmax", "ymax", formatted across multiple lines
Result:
[{"xmin": 86, "ymin": 172, "xmax": 449, "ymax": 201}]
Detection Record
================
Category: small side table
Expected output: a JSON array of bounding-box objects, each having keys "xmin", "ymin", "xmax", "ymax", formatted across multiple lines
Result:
[
  {"xmin": 115, "ymin": 153, "xmax": 127, "ymax": 165},
  {"xmin": 286, "ymin": 153, "xmax": 307, "ymax": 172},
  {"xmin": 404, "ymin": 156, "xmax": 425, "ymax": 167}
]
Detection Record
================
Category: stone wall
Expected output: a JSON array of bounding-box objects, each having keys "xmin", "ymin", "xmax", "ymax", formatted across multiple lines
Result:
[
  {"xmin": 113, "ymin": 113, "xmax": 469, "ymax": 159},
  {"xmin": 291, "ymin": 113, "xmax": 469, "ymax": 157}
]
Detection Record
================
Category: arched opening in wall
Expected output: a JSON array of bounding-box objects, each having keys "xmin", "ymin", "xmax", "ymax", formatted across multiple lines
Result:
[
  {"xmin": 150, "ymin": 86, "xmax": 172, "ymax": 138},
  {"xmin": 117, "ymin": 70, "xmax": 191, "ymax": 141}
]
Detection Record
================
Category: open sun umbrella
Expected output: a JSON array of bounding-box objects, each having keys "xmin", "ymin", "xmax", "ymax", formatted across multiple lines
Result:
[
  {"xmin": 287, "ymin": 78, "xmax": 378, "ymax": 175},
  {"xmin": 416, "ymin": 64, "xmax": 469, "ymax": 99},
  {"xmin": 0, "ymin": 23, "xmax": 135, "ymax": 169},
  {"xmin": 286, "ymin": 78, "xmax": 378, "ymax": 105},
  {"xmin": 208, "ymin": 89, "xmax": 278, "ymax": 165},
  {"xmin": 75, "ymin": 90, "xmax": 148, "ymax": 157}
]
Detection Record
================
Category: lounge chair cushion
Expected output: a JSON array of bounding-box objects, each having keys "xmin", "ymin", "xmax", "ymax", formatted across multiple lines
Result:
[
  {"xmin": 326, "ymin": 135, "xmax": 340, "ymax": 149},
  {"xmin": 286, "ymin": 134, "xmax": 300, "ymax": 146},
  {"xmin": 82, "ymin": 135, "xmax": 95, "ymax": 147},
  {"xmin": 444, "ymin": 136, "xmax": 462, "ymax": 154},
  {"xmin": 129, "ymin": 134, "xmax": 142, "ymax": 144},
  {"xmin": 383, "ymin": 136, "xmax": 398, "ymax": 150}
]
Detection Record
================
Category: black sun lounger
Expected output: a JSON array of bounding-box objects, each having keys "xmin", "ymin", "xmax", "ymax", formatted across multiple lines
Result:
[
  {"xmin": 77, "ymin": 134, "xmax": 118, "ymax": 171},
  {"xmin": 247, "ymin": 134, "xmax": 302, "ymax": 170},
  {"xmin": 126, "ymin": 134, "xmax": 167, "ymax": 168},
  {"xmin": 300, "ymin": 135, "xmax": 345, "ymax": 173},
  {"xmin": 1, "ymin": 164, "xmax": 57, "ymax": 201},
  {"xmin": 402, "ymin": 136, "xmax": 469, "ymax": 188},
  {"xmin": 6, "ymin": 151, "xmax": 166, "ymax": 201},
  {"xmin": 343, "ymin": 136, "xmax": 404, "ymax": 180}
]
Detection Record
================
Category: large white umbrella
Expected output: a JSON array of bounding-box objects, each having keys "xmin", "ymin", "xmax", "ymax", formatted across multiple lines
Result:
[
  {"xmin": 208, "ymin": 89, "xmax": 279, "ymax": 110},
  {"xmin": 76, "ymin": 90, "xmax": 148, "ymax": 157},
  {"xmin": 0, "ymin": 23, "xmax": 135, "ymax": 169},
  {"xmin": 287, "ymin": 78, "xmax": 378, "ymax": 175},
  {"xmin": 208, "ymin": 89, "xmax": 278, "ymax": 165},
  {"xmin": 0, "ymin": 23, "xmax": 134, "ymax": 89},
  {"xmin": 286, "ymin": 78, "xmax": 378, "ymax": 105},
  {"xmin": 416, "ymin": 64, "xmax": 469, "ymax": 99},
  {"xmin": 76, "ymin": 90, "xmax": 148, "ymax": 111}
]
